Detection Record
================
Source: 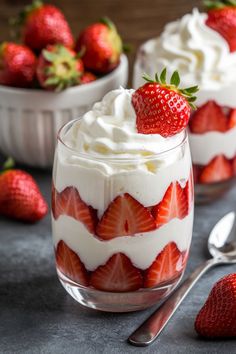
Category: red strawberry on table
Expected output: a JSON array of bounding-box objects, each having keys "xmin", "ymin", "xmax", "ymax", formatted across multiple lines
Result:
[
  {"xmin": 80, "ymin": 72, "xmax": 96, "ymax": 84},
  {"xmin": 228, "ymin": 108, "xmax": 236, "ymax": 129},
  {"xmin": 36, "ymin": 44, "xmax": 84, "ymax": 91},
  {"xmin": 56, "ymin": 240, "xmax": 89, "ymax": 286},
  {"xmin": 0, "ymin": 159, "xmax": 48, "ymax": 222},
  {"xmin": 199, "ymin": 155, "xmax": 233, "ymax": 184},
  {"xmin": 132, "ymin": 68, "xmax": 198, "ymax": 137},
  {"xmin": 90, "ymin": 253, "xmax": 143, "ymax": 292},
  {"xmin": 0, "ymin": 42, "xmax": 36, "ymax": 88},
  {"xmin": 152, "ymin": 182, "xmax": 188, "ymax": 229},
  {"xmin": 96, "ymin": 193, "xmax": 156, "ymax": 240},
  {"xmin": 144, "ymin": 242, "xmax": 183, "ymax": 288},
  {"xmin": 205, "ymin": 0, "xmax": 236, "ymax": 52},
  {"xmin": 13, "ymin": 0, "xmax": 74, "ymax": 52},
  {"xmin": 52, "ymin": 186, "xmax": 97, "ymax": 234},
  {"xmin": 76, "ymin": 17, "xmax": 123, "ymax": 74},
  {"xmin": 195, "ymin": 273, "xmax": 236, "ymax": 338},
  {"xmin": 189, "ymin": 100, "xmax": 228, "ymax": 134}
]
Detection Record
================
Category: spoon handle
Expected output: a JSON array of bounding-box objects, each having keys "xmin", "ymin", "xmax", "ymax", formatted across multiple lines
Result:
[{"xmin": 129, "ymin": 258, "xmax": 216, "ymax": 346}]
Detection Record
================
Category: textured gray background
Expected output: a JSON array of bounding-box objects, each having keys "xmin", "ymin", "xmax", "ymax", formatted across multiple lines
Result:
[{"xmin": 0, "ymin": 164, "xmax": 236, "ymax": 354}]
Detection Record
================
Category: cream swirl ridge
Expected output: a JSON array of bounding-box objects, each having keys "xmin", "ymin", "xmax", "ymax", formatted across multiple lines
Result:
[
  {"xmin": 65, "ymin": 87, "xmax": 184, "ymax": 158},
  {"xmin": 134, "ymin": 9, "xmax": 236, "ymax": 89}
]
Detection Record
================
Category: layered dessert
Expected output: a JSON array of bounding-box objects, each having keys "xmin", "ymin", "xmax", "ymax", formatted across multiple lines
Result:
[
  {"xmin": 133, "ymin": 6, "xmax": 236, "ymax": 193},
  {"xmin": 52, "ymin": 71, "xmax": 196, "ymax": 310}
]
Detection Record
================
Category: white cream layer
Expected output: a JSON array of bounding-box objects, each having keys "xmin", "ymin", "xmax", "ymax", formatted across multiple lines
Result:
[
  {"xmin": 52, "ymin": 210, "xmax": 193, "ymax": 271},
  {"xmin": 189, "ymin": 126, "xmax": 236, "ymax": 165}
]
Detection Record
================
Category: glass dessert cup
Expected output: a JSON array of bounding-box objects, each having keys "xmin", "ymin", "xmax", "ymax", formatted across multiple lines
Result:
[
  {"xmin": 52, "ymin": 119, "xmax": 194, "ymax": 312},
  {"xmin": 189, "ymin": 98, "xmax": 236, "ymax": 204}
]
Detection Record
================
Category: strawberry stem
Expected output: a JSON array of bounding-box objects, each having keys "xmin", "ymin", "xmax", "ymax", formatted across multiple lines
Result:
[
  {"xmin": 100, "ymin": 17, "xmax": 115, "ymax": 30},
  {"xmin": 1, "ymin": 157, "xmax": 14, "ymax": 173},
  {"xmin": 142, "ymin": 68, "xmax": 199, "ymax": 109}
]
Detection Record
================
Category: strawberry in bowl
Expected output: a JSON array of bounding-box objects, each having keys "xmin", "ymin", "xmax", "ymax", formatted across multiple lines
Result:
[
  {"xmin": 51, "ymin": 69, "xmax": 197, "ymax": 312},
  {"xmin": 0, "ymin": 2, "xmax": 128, "ymax": 168}
]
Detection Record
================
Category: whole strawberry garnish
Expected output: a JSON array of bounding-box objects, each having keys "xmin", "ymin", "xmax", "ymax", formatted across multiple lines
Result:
[
  {"xmin": 0, "ymin": 158, "xmax": 48, "ymax": 222},
  {"xmin": 12, "ymin": 0, "xmax": 74, "ymax": 52},
  {"xmin": 0, "ymin": 42, "xmax": 36, "ymax": 88},
  {"xmin": 36, "ymin": 44, "xmax": 84, "ymax": 91},
  {"xmin": 132, "ymin": 69, "xmax": 198, "ymax": 137},
  {"xmin": 205, "ymin": 0, "xmax": 236, "ymax": 52},
  {"xmin": 195, "ymin": 273, "xmax": 236, "ymax": 338},
  {"xmin": 76, "ymin": 17, "xmax": 123, "ymax": 74}
]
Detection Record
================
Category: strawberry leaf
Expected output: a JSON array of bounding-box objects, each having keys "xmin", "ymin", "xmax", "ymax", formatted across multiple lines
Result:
[
  {"xmin": 142, "ymin": 73, "xmax": 154, "ymax": 83},
  {"xmin": 204, "ymin": 0, "xmax": 236, "ymax": 9},
  {"xmin": 160, "ymin": 68, "xmax": 167, "ymax": 85},
  {"xmin": 43, "ymin": 50, "xmax": 57, "ymax": 63},
  {"xmin": 170, "ymin": 71, "xmax": 180, "ymax": 87},
  {"xmin": 45, "ymin": 77, "xmax": 60, "ymax": 86}
]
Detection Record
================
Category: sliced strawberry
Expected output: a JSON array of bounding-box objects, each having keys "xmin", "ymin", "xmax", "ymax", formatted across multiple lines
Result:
[
  {"xmin": 96, "ymin": 193, "xmax": 156, "ymax": 240},
  {"xmin": 90, "ymin": 253, "xmax": 143, "ymax": 292},
  {"xmin": 189, "ymin": 101, "xmax": 227, "ymax": 134},
  {"xmin": 56, "ymin": 240, "xmax": 89, "ymax": 286},
  {"xmin": 184, "ymin": 173, "xmax": 194, "ymax": 213},
  {"xmin": 144, "ymin": 242, "xmax": 183, "ymax": 288},
  {"xmin": 152, "ymin": 182, "xmax": 188, "ymax": 229},
  {"xmin": 199, "ymin": 155, "xmax": 233, "ymax": 184},
  {"xmin": 228, "ymin": 109, "xmax": 236, "ymax": 130},
  {"xmin": 54, "ymin": 187, "xmax": 97, "ymax": 233}
]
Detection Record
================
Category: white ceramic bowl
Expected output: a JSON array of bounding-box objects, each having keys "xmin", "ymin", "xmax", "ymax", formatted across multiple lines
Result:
[{"xmin": 0, "ymin": 54, "xmax": 128, "ymax": 168}]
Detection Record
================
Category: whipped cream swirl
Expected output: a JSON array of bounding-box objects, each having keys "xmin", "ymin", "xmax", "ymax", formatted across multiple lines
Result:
[
  {"xmin": 65, "ymin": 88, "xmax": 184, "ymax": 158},
  {"xmin": 134, "ymin": 9, "xmax": 236, "ymax": 89}
]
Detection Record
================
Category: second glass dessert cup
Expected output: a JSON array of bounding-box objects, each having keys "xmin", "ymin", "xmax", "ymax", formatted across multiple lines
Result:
[{"xmin": 52, "ymin": 119, "xmax": 194, "ymax": 312}]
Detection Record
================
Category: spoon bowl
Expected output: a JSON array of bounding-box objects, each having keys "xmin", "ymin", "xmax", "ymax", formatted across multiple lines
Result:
[{"xmin": 208, "ymin": 211, "xmax": 236, "ymax": 263}]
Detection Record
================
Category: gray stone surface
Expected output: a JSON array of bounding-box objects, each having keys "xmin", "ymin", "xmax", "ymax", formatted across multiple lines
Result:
[{"xmin": 0, "ymin": 164, "xmax": 236, "ymax": 354}]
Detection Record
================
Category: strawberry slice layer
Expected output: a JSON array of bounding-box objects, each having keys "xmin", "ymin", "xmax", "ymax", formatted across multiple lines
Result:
[
  {"xmin": 96, "ymin": 193, "xmax": 156, "ymax": 240},
  {"xmin": 199, "ymin": 155, "xmax": 233, "ymax": 184},
  {"xmin": 184, "ymin": 173, "xmax": 194, "ymax": 213},
  {"xmin": 90, "ymin": 253, "xmax": 143, "ymax": 292},
  {"xmin": 189, "ymin": 100, "xmax": 227, "ymax": 134},
  {"xmin": 228, "ymin": 109, "xmax": 236, "ymax": 130},
  {"xmin": 152, "ymin": 182, "xmax": 188, "ymax": 229},
  {"xmin": 144, "ymin": 242, "xmax": 184, "ymax": 288},
  {"xmin": 56, "ymin": 240, "xmax": 89, "ymax": 286},
  {"xmin": 53, "ymin": 186, "xmax": 98, "ymax": 233}
]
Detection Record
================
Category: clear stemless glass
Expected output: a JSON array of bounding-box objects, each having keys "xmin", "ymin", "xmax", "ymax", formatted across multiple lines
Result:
[
  {"xmin": 51, "ymin": 119, "xmax": 194, "ymax": 312},
  {"xmin": 188, "ymin": 84, "xmax": 236, "ymax": 204}
]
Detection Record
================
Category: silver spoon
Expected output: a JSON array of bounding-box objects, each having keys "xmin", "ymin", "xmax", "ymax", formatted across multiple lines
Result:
[{"xmin": 129, "ymin": 211, "xmax": 236, "ymax": 347}]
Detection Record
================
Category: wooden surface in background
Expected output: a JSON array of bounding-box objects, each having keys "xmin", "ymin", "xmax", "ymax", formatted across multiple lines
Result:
[{"xmin": 0, "ymin": 0, "xmax": 203, "ymax": 84}]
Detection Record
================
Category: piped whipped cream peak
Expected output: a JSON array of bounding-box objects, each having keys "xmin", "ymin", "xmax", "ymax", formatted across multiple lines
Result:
[
  {"xmin": 64, "ymin": 87, "xmax": 185, "ymax": 158},
  {"xmin": 135, "ymin": 8, "xmax": 236, "ymax": 89}
]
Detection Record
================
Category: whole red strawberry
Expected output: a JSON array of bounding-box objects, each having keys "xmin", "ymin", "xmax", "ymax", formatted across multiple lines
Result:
[
  {"xmin": 76, "ymin": 17, "xmax": 123, "ymax": 74},
  {"xmin": 80, "ymin": 71, "xmax": 96, "ymax": 84},
  {"xmin": 0, "ymin": 160, "xmax": 48, "ymax": 222},
  {"xmin": 132, "ymin": 69, "xmax": 198, "ymax": 137},
  {"xmin": 195, "ymin": 273, "xmax": 236, "ymax": 338},
  {"xmin": 0, "ymin": 42, "xmax": 36, "ymax": 88},
  {"xmin": 36, "ymin": 44, "xmax": 84, "ymax": 91},
  {"xmin": 14, "ymin": 0, "xmax": 74, "ymax": 52},
  {"xmin": 205, "ymin": 0, "xmax": 236, "ymax": 52}
]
